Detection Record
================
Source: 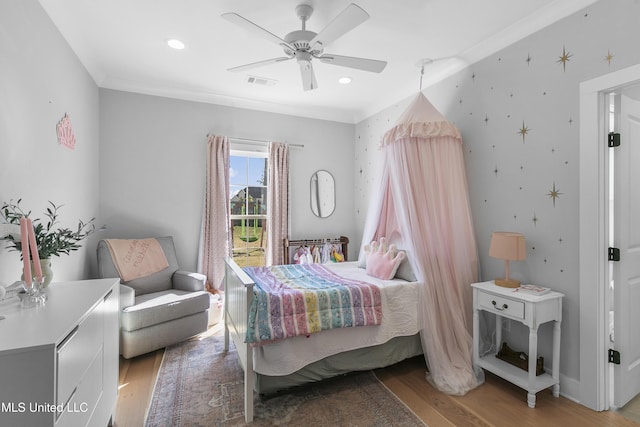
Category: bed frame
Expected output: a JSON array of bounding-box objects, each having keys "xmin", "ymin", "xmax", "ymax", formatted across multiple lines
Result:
[
  {"xmin": 223, "ymin": 239, "xmax": 422, "ymax": 423},
  {"xmin": 223, "ymin": 257, "xmax": 256, "ymax": 422},
  {"xmin": 223, "ymin": 236, "xmax": 349, "ymax": 422}
]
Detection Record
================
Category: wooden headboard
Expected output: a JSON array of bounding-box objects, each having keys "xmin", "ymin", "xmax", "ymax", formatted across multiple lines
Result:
[{"xmin": 282, "ymin": 236, "xmax": 349, "ymax": 264}]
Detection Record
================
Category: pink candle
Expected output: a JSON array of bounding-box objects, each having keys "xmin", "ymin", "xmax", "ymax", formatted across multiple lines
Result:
[
  {"xmin": 19, "ymin": 217, "xmax": 32, "ymax": 285},
  {"xmin": 26, "ymin": 218, "xmax": 43, "ymax": 280}
]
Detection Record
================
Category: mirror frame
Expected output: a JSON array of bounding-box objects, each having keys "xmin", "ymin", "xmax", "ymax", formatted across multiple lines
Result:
[{"xmin": 310, "ymin": 170, "xmax": 335, "ymax": 218}]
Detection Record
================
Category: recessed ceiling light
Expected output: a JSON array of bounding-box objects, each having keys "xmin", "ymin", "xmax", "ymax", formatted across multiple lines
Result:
[
  {"xmin": 338, "ymin": 76, "xmax": 352, "ymax": 85},
  {"xmin": 167, "ymin": 39, "xmax": 185, "ymax": 50}
]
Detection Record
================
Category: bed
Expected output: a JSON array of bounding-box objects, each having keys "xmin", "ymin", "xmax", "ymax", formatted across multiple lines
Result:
[{"xmin": 223, "ymin": 239, "xmax": 422, "ymax": 423}]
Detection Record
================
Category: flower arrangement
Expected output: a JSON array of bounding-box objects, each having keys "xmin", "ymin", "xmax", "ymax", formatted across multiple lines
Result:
[{"xmin": 1, "ymin": 199, "xmax": 96, "ymax": 260}]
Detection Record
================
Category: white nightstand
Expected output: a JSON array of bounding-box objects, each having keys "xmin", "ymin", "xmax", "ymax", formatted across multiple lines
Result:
[{"xmin": 472, "ymin": 281, "xmax": 564, "ymax": 408}]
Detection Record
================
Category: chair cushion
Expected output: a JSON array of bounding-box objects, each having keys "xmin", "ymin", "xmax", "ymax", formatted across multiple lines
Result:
[
  {"xmin": 123, "ymin": 266, "xmax": 176, "ymax": 295},
  {"xmin": 121, "ymin": 289, "xmax": 210, "ymax": 332},
  {"xmin": 97, "ymin": 236, "xmax": 180, "ymax": 296}
]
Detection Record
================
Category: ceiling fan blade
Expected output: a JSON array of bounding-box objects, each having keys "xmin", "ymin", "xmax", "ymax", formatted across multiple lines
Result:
[
  {"xmin": 227, "ymin": 56, "xmax": 293, "ymax": 73},
  {"xmin": 317, "ymin": 54, "xmax": 387, "ymax": 73},
  {"xmin": 221, "ymin": 12, "xmax": 296, "ymax": 51},
  {"xmin": 299, "ymin": 61, "xmax": 318, "ymax": 91},
  {"xmin": 309, "ymin": 3, "xmax": 369, "ymax": 51}
]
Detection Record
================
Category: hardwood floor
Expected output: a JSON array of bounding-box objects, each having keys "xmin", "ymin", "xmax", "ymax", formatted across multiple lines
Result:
[
  {"xmin": 114, "ymin": 349, "xmax": 164, "ymax": 427},
  {"xmin": 375, "ymin": 357, "xmax": 638, "ymax": 427},
  {"xmin": 114, "ymin": 326, "xmax": 639, "ymax": 426}
]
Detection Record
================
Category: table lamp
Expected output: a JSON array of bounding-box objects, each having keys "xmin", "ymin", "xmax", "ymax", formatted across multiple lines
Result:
[{"xmin": 489, "ymin": 231, "xmax": 526, "ymax": 288}]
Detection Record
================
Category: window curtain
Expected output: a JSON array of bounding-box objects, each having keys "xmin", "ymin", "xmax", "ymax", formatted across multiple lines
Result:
[
  {"xmin": 360, "ymin": 93, "xmax": 483, "ymax": 395},
  {"xmin": 266, "ymin": 142, "xmax": 289, "ymax": 265},
  {"xmin": 197, "ymin": 134, "xmax": 230, "ymax": 292}
]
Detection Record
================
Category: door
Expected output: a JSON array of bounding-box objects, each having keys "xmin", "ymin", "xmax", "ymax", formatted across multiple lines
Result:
[{"xmin": 613, "ymin": 93, "xmax": 640, "ymax": 407}]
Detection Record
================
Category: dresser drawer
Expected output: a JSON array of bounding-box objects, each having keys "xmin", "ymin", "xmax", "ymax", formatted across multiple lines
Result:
[
  {"xmin": 57, "ymin": 299, "xmax": 104, "ymax": 407},
  {"xmin": 56, "ymin": 345, "xmax": 103, "ymax": 426},
  {"xmin": 478, "ymin": 292, "xmax": 524, "ymax": 320}
]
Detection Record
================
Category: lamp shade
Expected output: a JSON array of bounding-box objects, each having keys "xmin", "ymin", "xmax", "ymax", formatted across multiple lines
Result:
[{"xmin": 489, "ymin": 232, "xmax": 526, "ymax": 261}]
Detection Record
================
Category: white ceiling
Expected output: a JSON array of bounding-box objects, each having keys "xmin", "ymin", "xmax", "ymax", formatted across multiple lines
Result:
[{"xmin": 39, "ymin": 0, "xmax": 597, "ymax": 123}]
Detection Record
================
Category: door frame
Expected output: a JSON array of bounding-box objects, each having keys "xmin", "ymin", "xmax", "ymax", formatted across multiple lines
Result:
[{"xmin": 579, "ymin": 63, "xmax": 640, "ymax": 411}]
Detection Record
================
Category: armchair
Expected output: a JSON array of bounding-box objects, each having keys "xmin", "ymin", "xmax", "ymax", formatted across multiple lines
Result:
[{"xmin": 97, "ymin": 236, "xmax": 210, "ymax": 359}]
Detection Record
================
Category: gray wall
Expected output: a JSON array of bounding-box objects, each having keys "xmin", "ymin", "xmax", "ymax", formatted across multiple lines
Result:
[
  {"xmin": 1, "ymin": 0, "xmax": 356, "ymax": 284},
  {"xmin": 99, "ymin": 89, "xmax": 356, "ymax": 270},
  {"xmin": 355, "ymin": 0, "xmax": 640, "ymax": 388},
  {"xmin": 0, "ymin": 0, "xmax": 100, "ymax": 285}
]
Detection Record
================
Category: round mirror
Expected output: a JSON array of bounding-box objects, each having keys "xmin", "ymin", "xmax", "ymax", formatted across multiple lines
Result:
[{"xmin": 310, "ymin": 170, "xmax": 335, "ymax": 218}]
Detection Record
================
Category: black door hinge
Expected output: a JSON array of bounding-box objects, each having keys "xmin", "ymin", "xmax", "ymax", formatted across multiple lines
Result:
[
  {"xmin": 608, "ymin": 132, "xmax": 620, "ymax": 147},
  {"xmin": 609, "ymin": 349, "xmax": 621, "ymax": 365},
  {"xmin": 609, "ymin": 247, "xmax": 620, "ymax": 261}
]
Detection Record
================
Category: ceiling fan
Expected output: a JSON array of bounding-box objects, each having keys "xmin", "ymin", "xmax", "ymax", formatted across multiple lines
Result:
[{"xmin": 221, "ymin": 3, "xmax": 387, "ymax": 91}]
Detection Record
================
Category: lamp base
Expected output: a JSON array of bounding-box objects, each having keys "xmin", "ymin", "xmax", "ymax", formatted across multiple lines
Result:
[{"xmin": 494, "ymin": 278, "xmax": 521, "ymax": 288}]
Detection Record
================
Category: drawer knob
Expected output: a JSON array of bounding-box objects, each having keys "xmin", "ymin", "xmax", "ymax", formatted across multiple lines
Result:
[{"xmin": 491, "ymin": 300, "xmax": 508, "ymax": 311}]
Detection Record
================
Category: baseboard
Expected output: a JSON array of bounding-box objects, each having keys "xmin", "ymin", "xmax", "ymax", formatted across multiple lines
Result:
[{"xmin": 559, "ymin": 373, "xmax": 582, "ymax": 405}]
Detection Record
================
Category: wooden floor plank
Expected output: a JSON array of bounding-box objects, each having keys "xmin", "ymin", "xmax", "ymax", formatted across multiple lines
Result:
[
  {"xmin": 114, "ymin": 350, "xmax": 164, "ymax": 427},
  {"xmin": 375, "ymin": 356, "xmax": 638, "ymax": 427},
  {"xmin": 114, "ymin": 327, "xmax": 640, "ymax": 426}
]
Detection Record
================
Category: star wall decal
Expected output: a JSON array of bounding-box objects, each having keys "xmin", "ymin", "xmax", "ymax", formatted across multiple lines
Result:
[
  {"xmin": 532, "ymin": 213, "xmax": 538, "ymax": 226},
  {"xmin": 605, "ymin": 50, "xmax": 614, "ymax": 66},
  {"xmin": 557, "ymin": 46, "xmax": 573, "ymax": 72},
  {"xmin": 518, "ymin": 121, "xmax": 530, "ymax": 143},
  {"xmin": 547, "ymin": 182, "xmax": 563, "ymax": 207},
  {"xmin": 526, "ymin": 53, "xmax": 532, "ymax": 66}
]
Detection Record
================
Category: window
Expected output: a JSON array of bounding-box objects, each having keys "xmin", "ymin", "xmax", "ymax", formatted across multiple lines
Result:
[{"xmin": 229, "ymin": 151, "xmax": 268, "ymax": 267}]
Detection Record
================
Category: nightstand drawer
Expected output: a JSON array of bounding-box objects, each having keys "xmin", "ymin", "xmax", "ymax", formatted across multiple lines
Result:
[{"xmin": 478, "ymin": 292, "xmax": 524, "ymax": 319}]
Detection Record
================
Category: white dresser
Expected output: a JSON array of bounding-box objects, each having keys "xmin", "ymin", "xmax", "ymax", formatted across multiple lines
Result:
[{"xmin": 0, "ymin": 279, "xmax": 119, "ymax": 426}]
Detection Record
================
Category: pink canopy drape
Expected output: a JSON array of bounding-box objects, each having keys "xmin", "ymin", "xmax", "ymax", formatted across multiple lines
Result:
[
  {"xmin": 198, "ymin": 134, "xmax": 230, "ymax": 292},
  {"xmin": 361, "ymin": 93, "xmax": 483, "ymax": 395}
]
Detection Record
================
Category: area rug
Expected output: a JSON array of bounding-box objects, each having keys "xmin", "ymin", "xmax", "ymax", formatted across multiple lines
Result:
[{"xmin": 145, "ymin": 333, "xmax": 426, "ymax": 426}]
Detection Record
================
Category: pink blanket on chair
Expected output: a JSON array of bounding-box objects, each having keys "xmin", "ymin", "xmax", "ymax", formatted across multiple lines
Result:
[{"xmin": 104, "ymin": 238, "xmax": 169, "ymax": 281}]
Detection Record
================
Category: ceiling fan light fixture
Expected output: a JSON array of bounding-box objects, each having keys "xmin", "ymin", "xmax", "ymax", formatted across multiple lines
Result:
[
  {"xmin": 167, "ymin": 39, "xmax": 185, "ymax": 50},
  {"xmin": 338, "ymin": 76, "xmax": 352, "ymax": 84},
  {"xmin": 222, "ymin": 3, "xmax": 384, "ymax": 91},
  {"xmin": 296, "ymin": 51, "xmax": 313, "ymax": 69}
]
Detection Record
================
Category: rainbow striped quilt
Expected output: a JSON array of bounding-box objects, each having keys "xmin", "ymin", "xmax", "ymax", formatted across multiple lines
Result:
[{"xmin": 243, "ymin": 264, "xmax": 382, "ymax": 345}]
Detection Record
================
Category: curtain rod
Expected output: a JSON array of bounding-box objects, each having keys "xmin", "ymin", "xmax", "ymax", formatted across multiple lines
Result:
[{"xmin": 207, "ymin": 134, "xmax": 304, "ymax": 148}]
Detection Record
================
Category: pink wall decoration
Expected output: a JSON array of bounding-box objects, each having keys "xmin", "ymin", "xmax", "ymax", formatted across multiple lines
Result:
[{"xmin": 56, "ymin": 113, "xmax": 76, "ymax": 150}]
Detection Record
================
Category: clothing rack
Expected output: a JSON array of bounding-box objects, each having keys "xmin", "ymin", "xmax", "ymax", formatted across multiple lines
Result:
[{"xmin": 283, "ymin": 236, "xmax": 349, "ymax": 264}]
